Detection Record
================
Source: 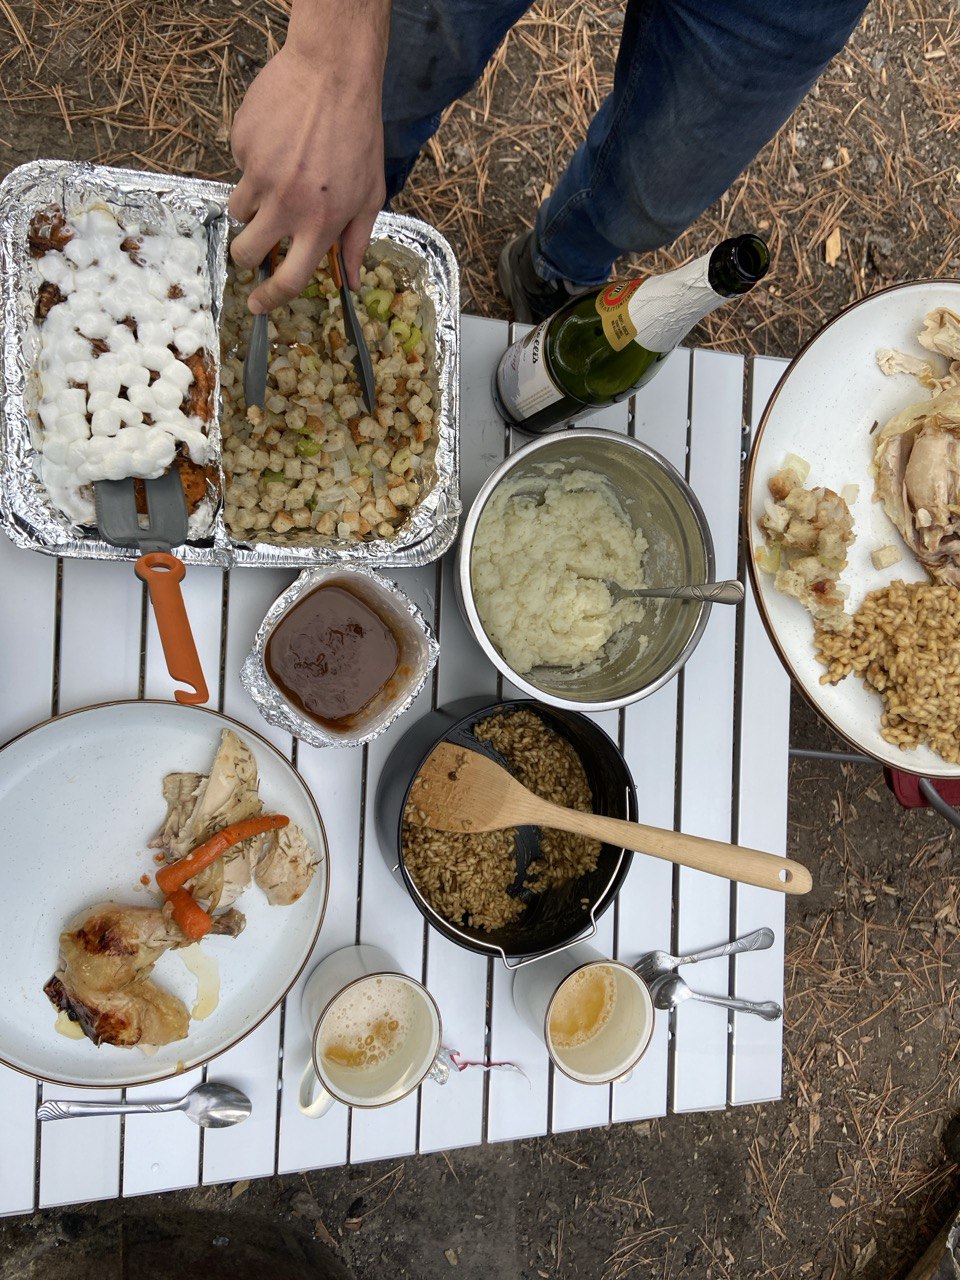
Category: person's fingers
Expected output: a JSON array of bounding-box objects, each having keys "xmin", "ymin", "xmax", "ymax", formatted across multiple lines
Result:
[
  {"xmin": 230, "ymin": 206, "xmax": 288, "ymax": 272},
  {"xmin": 340, "ymin": 208, "xmax": 380, "ymax": 291},
  {"xmin": 248, "ymin": 234, "xmax": 328, "ymax": 314},
  {"xmin": 227, "ymin": 174, "xmax": 261, "ymax": 228}
]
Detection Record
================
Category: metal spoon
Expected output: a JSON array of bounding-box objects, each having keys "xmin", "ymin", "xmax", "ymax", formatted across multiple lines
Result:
[
  {"xmin": 606, "ymin": 578, "xmax": 744, "ymax": 606},
  {"xmin": 37, "ymin": 1081, "xmax": 251, "ymax": 1127},
  {"xmin": 652, "ymin": 974, "xmax": 782, "ymax": 1022},
  {"xmin": 242, "ymin": 253, "xmax": 273, "ymax": 410},
  {"xmin": 634, "ymin": 926, "xmax": 775, "ymax": 986}
]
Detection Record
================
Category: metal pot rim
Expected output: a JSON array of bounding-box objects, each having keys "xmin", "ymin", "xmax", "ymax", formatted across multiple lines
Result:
[{"xmin": 456, "ymin": 428, "xmax": 716, "ymax": 712}]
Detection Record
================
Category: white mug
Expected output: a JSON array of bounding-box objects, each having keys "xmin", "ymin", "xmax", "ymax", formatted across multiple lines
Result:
[
  {"xmin": 299, "ymin": 944, "xmax": 445, "ymax": 1115},
  {"xmin": 512, "ymin": 943, "xmax": 654, "ymax": 1085}
]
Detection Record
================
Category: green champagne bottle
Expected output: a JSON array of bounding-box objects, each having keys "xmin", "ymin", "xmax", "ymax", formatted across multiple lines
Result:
[{"xmin": 494, "ymin": 234, "xmax": 770, "ymax": 435}]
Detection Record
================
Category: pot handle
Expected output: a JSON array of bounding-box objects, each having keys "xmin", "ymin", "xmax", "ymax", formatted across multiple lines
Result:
[{"xmin": 499, "ymin": 916, "xmax": 598, "ymax": 970}]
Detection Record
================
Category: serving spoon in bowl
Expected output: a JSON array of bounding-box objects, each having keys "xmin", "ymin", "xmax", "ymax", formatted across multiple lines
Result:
[{"xmin": 408, "ymin": 742, "xmax": 812, "ymax": 896}]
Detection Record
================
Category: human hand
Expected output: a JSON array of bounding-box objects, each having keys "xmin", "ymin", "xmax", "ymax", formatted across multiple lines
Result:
[{"xmin": 229, "ymin": 2, "xmax": 390, "ymax": 313}]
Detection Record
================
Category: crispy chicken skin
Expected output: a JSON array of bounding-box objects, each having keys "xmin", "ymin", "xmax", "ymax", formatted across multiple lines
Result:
[{"xmin": 43, "ymin": 902, "xmax": 244, "ymax": 1048}]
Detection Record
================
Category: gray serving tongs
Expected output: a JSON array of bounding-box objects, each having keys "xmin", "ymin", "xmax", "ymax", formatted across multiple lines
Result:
[
  {"xmin": 242, "ymin": 251, "xmax": 273, "ymax": 411},
  {"xmin": 242, "ymin": 240, "xmax": 376, "ymax": 414}
]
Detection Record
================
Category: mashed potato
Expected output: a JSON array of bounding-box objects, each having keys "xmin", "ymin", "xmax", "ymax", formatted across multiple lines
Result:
[{"xmin": 471, "ymin": 469, "xmax": 649, "ymax": 674}]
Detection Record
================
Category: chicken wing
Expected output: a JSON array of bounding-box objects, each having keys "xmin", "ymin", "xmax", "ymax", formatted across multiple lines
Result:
[{"xmin": 43, "ymin": 902, "xmax": 244, "ymax": 1049}]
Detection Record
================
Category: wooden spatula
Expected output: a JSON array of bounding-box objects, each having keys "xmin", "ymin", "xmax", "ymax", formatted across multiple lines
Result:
[{"xmin": 408, "ymin": 742, "xmax": 812, "ymax": 896}]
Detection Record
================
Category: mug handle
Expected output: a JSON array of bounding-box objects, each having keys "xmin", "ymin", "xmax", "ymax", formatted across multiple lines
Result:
[{"xmin": 299, "ymin": 1062, "xmax": 335, "ymax": 1118}]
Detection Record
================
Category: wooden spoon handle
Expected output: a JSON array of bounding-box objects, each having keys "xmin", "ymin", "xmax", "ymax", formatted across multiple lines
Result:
[{"xmin": 523, "ymin": 797, "xmax": 811, "ymax": 895}]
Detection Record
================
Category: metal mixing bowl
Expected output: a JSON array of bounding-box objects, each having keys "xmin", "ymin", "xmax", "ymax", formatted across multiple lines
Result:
[{"xmin": 455, "ymin": 430, "xmax": 715, "ymax": 711}]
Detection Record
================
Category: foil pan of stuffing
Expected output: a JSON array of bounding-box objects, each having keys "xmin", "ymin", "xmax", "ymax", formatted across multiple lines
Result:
[
  {"xmin": 0, "ymin": 159, "xmax": 461, "ymax": 570},
  {"xmin": 0, "ymin": 159, "xmax": 232, "ymax": 565},
  {"xmin": 221, "ymin": 209, "xmax": 461, "ymax": 569},
  {"xmin": 240, "ymin": 566, "xmax": 440, "ymax": 748}
]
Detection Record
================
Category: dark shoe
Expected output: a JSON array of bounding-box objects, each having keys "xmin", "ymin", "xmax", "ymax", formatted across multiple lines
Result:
[{"xmin": 497, "ymin": 231, "xmax": 590, "ymax": 324}]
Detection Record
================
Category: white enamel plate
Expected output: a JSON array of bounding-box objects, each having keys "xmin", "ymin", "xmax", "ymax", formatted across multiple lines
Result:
[
  {"xmin": 0, "ymin": 701, "xmax": 328, "ymax": 1086},
  {"xmin": 747, "ymin": 279, "xmax": 960, "ymax": 779}
]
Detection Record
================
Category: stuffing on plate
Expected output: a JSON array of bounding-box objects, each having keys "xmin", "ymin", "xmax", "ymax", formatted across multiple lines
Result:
[
  {"xmin": 219, "ymin": 248, "xmax": 438, "ymax": 545},
  {"xmin": 755, "ymin": 454, "xmax": 856, "ymax": 631}
]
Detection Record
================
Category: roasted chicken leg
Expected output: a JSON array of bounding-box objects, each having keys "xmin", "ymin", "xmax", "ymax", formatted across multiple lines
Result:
[{"xmin": 44, "ymin": 901, "xmax": 244, "ymax": 1048}]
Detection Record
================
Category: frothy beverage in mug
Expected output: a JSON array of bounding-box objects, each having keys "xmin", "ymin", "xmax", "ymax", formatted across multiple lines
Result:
[
  {"xmin": 319, "ymin": 975, "xmax": 415, "ymax": 1072},
  {"xmin": 548, "ymin": 964, "xmax": 617, "ymax": 1050}
]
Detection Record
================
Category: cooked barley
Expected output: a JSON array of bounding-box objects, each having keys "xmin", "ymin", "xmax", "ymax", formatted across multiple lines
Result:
[
  {"xmin": 402, "ymin": 710, "xmax": 601, "ymax": 932},
  {"xmin": 815, "ymin": 580, "xmax": 960, "ymax": 762}
]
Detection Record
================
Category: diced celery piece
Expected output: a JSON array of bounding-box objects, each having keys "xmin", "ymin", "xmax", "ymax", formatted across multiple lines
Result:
[
  {"xmin": 389, "ymin": 318, "xmax": 411, "ymax": 343},
  {"xmin": 262, "ymin": 469, "xmax": 285, "ymax": 484},
  {"xmin": 296, "ymin": 437, "xmax": 321, "ymax": 457},
  {"xmin": 302, "ymin": 281, "xmax": 321, "ymax": 298},
  {"xmin": 362, "ymin": 287, "xmax": 394, "ymax": 322},
  {"xmin": 402, "ymin": 324, "xmax": 422, "ymax": 355}
]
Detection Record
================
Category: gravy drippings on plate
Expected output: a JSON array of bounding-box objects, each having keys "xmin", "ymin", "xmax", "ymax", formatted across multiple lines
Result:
[{"xmin": 265, "ymin": 584, "xmax": 401, "ymax": 731}]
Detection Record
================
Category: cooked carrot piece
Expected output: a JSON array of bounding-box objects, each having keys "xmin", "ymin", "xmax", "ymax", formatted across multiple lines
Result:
[
  {"xmin": 155, "ymin": 814, "xmax": 290, "ymax": 896},
  {"xmin": 168, "ymin": 888, "xmax": 213, "ymax": 940}
]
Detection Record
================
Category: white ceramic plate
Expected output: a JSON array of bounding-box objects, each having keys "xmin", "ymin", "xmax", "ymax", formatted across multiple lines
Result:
[
  {"xmin": 747, "ymin": 279, "xmax": 960, "ymax": 779},
  {"xmin": 0, "ymin": 701, "xmax": 328, "ymax": 1086}
]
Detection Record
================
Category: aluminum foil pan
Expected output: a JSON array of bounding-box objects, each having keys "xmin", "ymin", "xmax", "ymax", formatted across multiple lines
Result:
[
  {"xmin": 0, "ymin": 160, "xmax": 461, "ymax": 569},
  {"xmin": 0, "ymin": 159, "xmax": 232, "ymax": 564},
  {"xmin": 240, "ymin": 566, "xmax": 439, "ymax": 748}
]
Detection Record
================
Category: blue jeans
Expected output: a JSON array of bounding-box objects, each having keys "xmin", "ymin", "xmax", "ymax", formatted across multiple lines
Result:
[{"xmin": 382, "ymin": 0, "xmax": 867, "ymax": 286}]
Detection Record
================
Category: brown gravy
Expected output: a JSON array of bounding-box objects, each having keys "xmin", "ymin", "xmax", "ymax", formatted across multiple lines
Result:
[{"xmin": 265, "ymin": 583, "xmax": 401, "ymax": 731}]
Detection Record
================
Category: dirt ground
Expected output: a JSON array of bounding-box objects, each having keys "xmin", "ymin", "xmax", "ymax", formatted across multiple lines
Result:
[{"xmin": 2, "ymin": 1, "xmax": 960, "ymax": 1277}]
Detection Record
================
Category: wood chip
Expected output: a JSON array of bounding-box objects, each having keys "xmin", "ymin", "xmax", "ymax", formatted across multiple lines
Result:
[
  {"xmin": 230, "ymin": 1179, "xmax": 250, "ymax": 1199},
  {"xmin": 830, "ymin": 1193, "xmax": 846, "ymax": 1208},
  {"xmin": 825, "ymin": 227, "xmax": 843, "ymax": 267},
  {"xmin": 445, "ymin": 1248, "xmax": 459, "ymax": 1265}
]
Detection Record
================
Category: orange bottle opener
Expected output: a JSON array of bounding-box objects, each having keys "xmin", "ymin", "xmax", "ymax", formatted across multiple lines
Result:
[{"xmin": 135, "ymin": 552, "xmax": 209, "ymax": 705}]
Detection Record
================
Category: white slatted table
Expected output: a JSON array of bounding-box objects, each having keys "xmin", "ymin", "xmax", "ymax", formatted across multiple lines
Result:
[{"xmin": 0, "ymin": 324, "xmax": 790, "ymax": 1214}]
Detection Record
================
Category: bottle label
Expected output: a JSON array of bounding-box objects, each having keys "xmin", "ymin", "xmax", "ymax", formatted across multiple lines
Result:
[
  {"xmin": 495, "ymin": 321, "xmax": 564, "ymax": 420},
  {"xmin": 595, "ymin": 279, "xmax": 643, "ymax": 351}
]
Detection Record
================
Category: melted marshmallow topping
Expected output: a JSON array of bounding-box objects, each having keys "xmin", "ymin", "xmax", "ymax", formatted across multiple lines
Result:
[{"xmin": 32, "ymin": 204, "xmax": 216, "ymax": 523}]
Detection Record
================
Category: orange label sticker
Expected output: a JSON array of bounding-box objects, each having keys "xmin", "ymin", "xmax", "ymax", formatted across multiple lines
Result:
[{"xmin": 595, "ymin": 277, "xmax": 643, "ymax": 351}]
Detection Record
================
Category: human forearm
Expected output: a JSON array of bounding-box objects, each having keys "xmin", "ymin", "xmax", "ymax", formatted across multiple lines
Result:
[{"xmin": 228, "ymin": 0, "xmax": 392, "ymax": 311}]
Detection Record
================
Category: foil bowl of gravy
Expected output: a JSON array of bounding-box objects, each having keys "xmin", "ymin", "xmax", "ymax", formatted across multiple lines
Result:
[{"xmin": 241, "ymin": 567, "xmax": 440, "ymax": 749}]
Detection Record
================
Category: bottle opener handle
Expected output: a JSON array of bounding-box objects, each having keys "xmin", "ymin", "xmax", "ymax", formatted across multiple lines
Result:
[{"xmin": 136, "ymin": 552, "xmax": 209, "ymax": 706}]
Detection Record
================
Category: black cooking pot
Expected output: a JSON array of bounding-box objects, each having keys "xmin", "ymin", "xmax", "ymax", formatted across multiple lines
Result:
[{"xmin": 375, "ymin": 697, "xmax": 637, "ymax": 967}]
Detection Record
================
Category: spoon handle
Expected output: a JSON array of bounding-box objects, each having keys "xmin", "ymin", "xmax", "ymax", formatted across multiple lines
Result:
[
  {"xmin": 519, "ymin": 798, "xmax": 812, "ymax": 896},
  {"xmin": 683, "ymin": 988, "xmax": 783, "ymax": 1022},
  {"xmin": 638, "ymin": 580, "xmax": 744, "ymax": 605},
  {"xmin": 38, "ymin": 1098, "xmax": 181, "ymax": 1120},
  {"xmin": 675, "ymin": 926, "xmax": 775, "ymax": 968}
]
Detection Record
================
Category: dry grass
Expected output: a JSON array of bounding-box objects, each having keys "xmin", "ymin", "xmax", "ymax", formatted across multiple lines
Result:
[{"xmin": 1, "ymin": 1, "xmax": 960, "ymax": 1276}]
